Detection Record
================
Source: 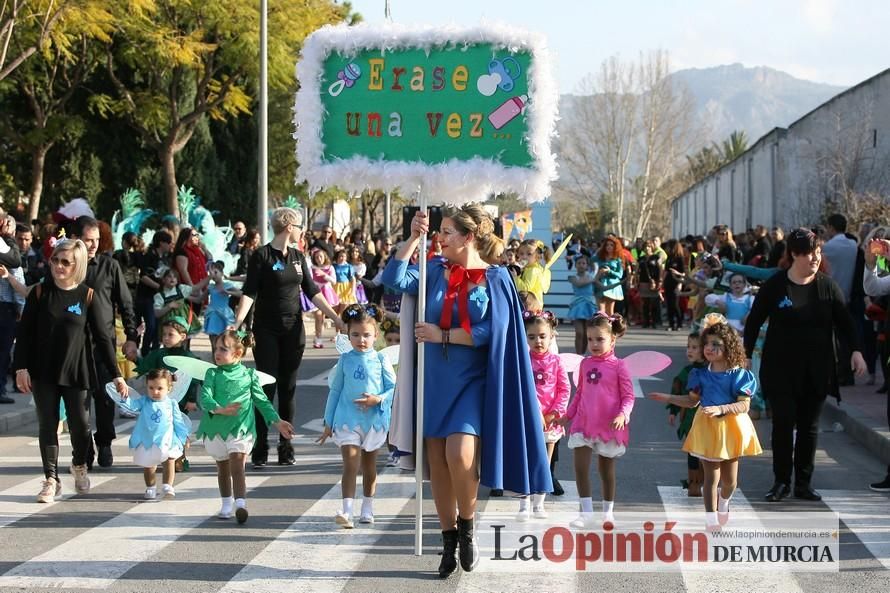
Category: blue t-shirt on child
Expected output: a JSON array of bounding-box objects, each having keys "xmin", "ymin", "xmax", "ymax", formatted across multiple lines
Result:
[{"xmin": 687, "ymin": 366, "xmax": 756, "ymax": 407}]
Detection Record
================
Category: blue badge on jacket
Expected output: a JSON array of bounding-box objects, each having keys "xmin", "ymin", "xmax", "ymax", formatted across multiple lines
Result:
[
  {"xmin": 353, "ymin": 365, "xmax": 366, "ymax": 381},
  {"xmin": 272, "ymin": 261, "xmax": 285, "ymax": 272},
  {"xmin": 67, "ymin": 303, "xmax": 83, "ymax": 315},
  {"xmin": 778, "ymin": 296, "xmax": 793, "ymax": 309}
]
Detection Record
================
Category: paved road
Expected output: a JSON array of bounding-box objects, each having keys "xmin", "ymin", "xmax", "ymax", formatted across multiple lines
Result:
[{"xmin": 0, "ymin": 328, "xmax": 888, "ymax": 593}]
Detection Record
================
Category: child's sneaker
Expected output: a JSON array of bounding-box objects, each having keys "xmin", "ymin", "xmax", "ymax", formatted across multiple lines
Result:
[
  {"xmin": 161, "ymin": 484, "xmax": 175, "ymax": 499},
  {"xmin": 144, "ymin": 486, "xmax": 157, "ymax": 500},
  {"xmin": 36, "ymin": 478, "xmax": 61, "ymax": 503},
  {"xmin": 218, "ymin": 498, "xmax": 234, "ymax": 519},
  {"xmin": 359, "ymin": 512, "xmax": 374, "ymax": 525},
  {"xmin": 236, "ymin": 506, "xmax": 249, "ymax": 524},
  {"xmin": 532, "ymin": 506, "xmax": 548, "ymax": 520},
  {"xmin": 385, "ymin": 451, "xmax": 399, "ymax": 467},
  {"xmin": 335, "ymin": 511, "xmax": 354, "ymax": 529},
  {"xmin": 313, "ymin": 339, "xmax": 324, "ymax": 349},
  {"xmin": 569, "ymin": 513, "xmax": 597, "ymax": 529},
  {"xmin": 603, "ymin": 513, "xmax": 616, "ymax": 528},
  {"xmin": 515, "ymin": 505, "xmax": 531, "ymax": 522},
  {"xmin": 235, "ymin": 498, "xmax": 248, "ymax": 524}
]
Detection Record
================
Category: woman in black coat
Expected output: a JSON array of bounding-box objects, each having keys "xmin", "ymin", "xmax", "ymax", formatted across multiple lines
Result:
[{"xmin": 743, "ymin": 228, "xmax": 866, "ymax": 502}]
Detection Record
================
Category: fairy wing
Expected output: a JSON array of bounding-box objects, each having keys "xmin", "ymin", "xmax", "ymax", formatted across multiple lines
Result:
[
  {"xmin": 168, "ymin": 369, "xmax": 191, "ymax": 403},
  {"xmin": 558, "ymin": 352, "xmax": 585, "ymax": 389},
  {"xmin": 163, "ymin": 355, "xmax": 276, "ymax": 386},
  {"xmin": 545, "ymin": 234, "xmax": 573, "ymax": 270},
  {"xmin": 380, "ymin": 345, "xmax": 400, "ymax": 366},
  {"xmin": 335, "ymin": 333, "xmax": 353, "ymax": 354},
  {"xmin": 104, "ymin": 381, "xmax": 140, "ymax": 405},
  {"xmin": 621, "ymin": 351, "xmax": 673, "ymax": 378}
]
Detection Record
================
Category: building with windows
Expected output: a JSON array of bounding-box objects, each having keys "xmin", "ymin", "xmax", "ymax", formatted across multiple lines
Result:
[{"xmin": 672, "ymin": 68, "xmax": 890, "ymax": 237}]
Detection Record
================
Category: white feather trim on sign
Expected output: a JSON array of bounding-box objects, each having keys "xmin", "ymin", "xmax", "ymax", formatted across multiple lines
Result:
[{"xmin": 294, "ymin": 22, "xmax": 558, "ymax": 206}]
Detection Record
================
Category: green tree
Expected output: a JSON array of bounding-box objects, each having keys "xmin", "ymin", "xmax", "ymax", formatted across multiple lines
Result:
[
  {"xmin": 719, "ymin": 129, "xmax": 748, "ymax": 163},
  {"xmin": 93, "ymin": 0, "xmax": 352, "ymax": 215}
]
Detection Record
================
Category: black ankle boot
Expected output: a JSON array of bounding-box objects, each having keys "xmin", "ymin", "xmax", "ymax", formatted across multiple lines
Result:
[
  {"xmin": 438, "ymin": 529, "xmax": 458, "ymax": 578},
  {"xmin": 457, "ymin": 516, "xmax": 479, "ymax": 572}
]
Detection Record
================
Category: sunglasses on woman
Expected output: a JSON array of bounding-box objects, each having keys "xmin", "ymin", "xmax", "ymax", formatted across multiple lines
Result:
[{"xmin": 50, "ymin": 256, "xmax": 74, "ymax": 268}]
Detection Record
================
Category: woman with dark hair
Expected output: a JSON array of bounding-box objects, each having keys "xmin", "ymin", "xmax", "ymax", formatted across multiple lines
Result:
[
  {"xmin": 173, "ymin": 227, "xmax": 209, "ymax": 289},
  {"xmin": 593, "ymin": 237, "xmax": 625, "ymax": 317},
  {"xmin": 744, "ymin": 228, "xmax": 866, "ymax": 502},
  {"xmin": 138, "ymin": 231, "xmax": 173, "ymax": 355},
  {"xmin": 663, "ymin": 239, "xmax": 688, "ymax": 331}
]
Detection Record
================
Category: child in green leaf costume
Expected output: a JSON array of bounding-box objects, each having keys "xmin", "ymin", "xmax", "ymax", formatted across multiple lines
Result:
[{"xmin": 196, "ymin": 329, "xmax": 295, "ymax": 524}]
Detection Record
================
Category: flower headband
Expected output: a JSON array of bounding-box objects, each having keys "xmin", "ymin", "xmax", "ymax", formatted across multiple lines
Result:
[
  {"xmin": 522, "ymin": 310, "xmax": 556, "ymax": 322},
  {"xmin": 344, "ymin": 304, "xmax": 380, "ymax": 319},
  {"xmin": 380, "ymin": 318, "xmax": 400, "ymax": 333},
  {"xmin": 701, "ymin": 312, "xmax": 728, "ymax": 330},
  {"xmin": 590, "ymin": 311, "xmax": 618, "ymax": 322}
]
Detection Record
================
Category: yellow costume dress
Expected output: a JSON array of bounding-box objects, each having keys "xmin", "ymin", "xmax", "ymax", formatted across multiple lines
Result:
[{"xmin": 682, "ymin": 366, "xmax": 762, "ymax": 461}]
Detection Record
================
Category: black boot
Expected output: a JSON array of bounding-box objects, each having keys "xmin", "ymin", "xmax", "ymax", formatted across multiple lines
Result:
[
  {"xmin": 438, "ymin": 529, "xmax": 458, "ymax": 578},
  {"xmin": 457, "ymin": 516, "xmax": 479, "ymax": 572}
]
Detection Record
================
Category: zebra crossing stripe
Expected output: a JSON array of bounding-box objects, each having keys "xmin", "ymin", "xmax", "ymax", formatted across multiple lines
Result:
[
  {"xmin": 0, "ymin": 475, "xmax": 117, "ymax": 530},
  {"xmin": 658, "ymin": 486, "xmax": 805, "ymax": 591},
  {"xmin": 0, "ymin": 475, "xmax": 269, "ymax": 590},
  {"xmin": 821, "ymin": 489, "xmax": 890, "ymax": 569},
  {"xmin": 218, "ymin": 471, "xmax": 415, "ymax": 593}
]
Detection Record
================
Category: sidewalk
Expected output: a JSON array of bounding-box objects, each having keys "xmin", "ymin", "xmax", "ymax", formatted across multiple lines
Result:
[
  {"xmin": 824, "ymin": 373, "xmax": 890, "ymax": 466},
  {"xmin": 0, "ymin": 319, "xmax": 341, "ymax": 436}
]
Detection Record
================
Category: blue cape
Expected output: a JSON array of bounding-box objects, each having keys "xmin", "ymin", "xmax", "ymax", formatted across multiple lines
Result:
[{"xmin": 482, "ymin": 266, "xmax": 553, "ymax": 494}]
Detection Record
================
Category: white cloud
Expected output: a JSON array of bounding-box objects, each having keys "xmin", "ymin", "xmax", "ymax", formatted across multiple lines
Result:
[{"xmin": 802, "ymin": 0, "xmax": 838, "ymax": 33}]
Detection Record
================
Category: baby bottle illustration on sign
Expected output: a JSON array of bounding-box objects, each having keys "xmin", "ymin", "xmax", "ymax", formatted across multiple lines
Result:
[
  {"xmin": 488, "ymin": 94, "xmax": 528, "ymax": 130},
  {"xmin": 328, "ymin": 62, "xmax": 361, "ymax": 97}
]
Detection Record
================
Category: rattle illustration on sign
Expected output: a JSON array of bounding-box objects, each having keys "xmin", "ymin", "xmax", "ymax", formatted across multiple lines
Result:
[
  {"xmin": 328, "ymin": 62, "xmax": 362, "ymax": 97},
  {"xmin": 488, "ymin": 94, "xmax": 528, "ymax": 130},
  {"xmin": 476, "ymin": 56, "xmax": 522, "ymax": 97}
]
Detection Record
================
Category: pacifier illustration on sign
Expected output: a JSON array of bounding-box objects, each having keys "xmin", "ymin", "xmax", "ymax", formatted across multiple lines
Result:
[
  {"xmin": 476, "ymin": 56, "xmax": 521, "ymax": 97},
  {"xmin": 327, "ymin": 62, "xmax": 361, "ymax": 97}
]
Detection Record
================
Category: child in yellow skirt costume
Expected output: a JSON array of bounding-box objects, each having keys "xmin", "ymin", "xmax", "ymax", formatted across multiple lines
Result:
[{"xmin": 649, "ymin": 317, "xmax": 761, "ymax": 530}]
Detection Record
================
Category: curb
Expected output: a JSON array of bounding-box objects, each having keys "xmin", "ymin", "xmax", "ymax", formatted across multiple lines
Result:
[
  {"xmin": 0, "ymin": 405, "xmax": 37, "ymax": 434},
  {"xmin": 823, "ymin": 399, "xmax": 890, "ymax": 466}
]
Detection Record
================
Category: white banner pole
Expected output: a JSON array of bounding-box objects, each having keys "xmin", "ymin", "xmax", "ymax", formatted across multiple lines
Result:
[{"xmin": 414, "ymin": 189, "xmax": 427, "ymax": 556}]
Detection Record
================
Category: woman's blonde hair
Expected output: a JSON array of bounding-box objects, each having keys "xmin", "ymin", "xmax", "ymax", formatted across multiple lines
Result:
[
  {"xmin": 270, "ymin": 207, "xmax": 303, "ymax": 235},
  {"xmin": 444, "ymin": 203, "xmax": 504, "ymax": 264},
  {"xmin": 52, "ymin": 239, "xmax": 89, "ymax": 285}
]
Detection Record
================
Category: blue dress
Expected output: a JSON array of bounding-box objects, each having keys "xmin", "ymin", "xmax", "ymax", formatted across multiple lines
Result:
[
  {"xmin": 324, "ymin": 349, "xmax": 396, "ymax": 433},
  {"xmin": 204, "ymin": 281, "xmax": 235, "ymax": 335},
  {"xmin": 383, "ymin": 258, "xmax": 491, "ymax": 437},
  {"xmin": 594, "ymin": 257, "xmax": 625, "ymax": 301},
  {"xmin": 566, "ymin": 274, "xmax": 598, "ymax": 320}
]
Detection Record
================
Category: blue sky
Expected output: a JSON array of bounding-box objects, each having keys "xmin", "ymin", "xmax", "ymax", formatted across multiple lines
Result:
[{"xmin": 346, "ymin": 0, "xmax": 889, "ymax": 92}]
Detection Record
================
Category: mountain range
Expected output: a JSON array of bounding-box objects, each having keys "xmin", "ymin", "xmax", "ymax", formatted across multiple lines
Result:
[
  {"xmin": 559, "ymin": 63, "xmax": 847, "ymax": 146},
  {"xmin": 670, "ymin": 63, "xmax": 847, "ymax": 142}
]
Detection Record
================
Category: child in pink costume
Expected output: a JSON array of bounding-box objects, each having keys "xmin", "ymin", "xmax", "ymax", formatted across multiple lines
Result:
[
  {"xmin": 517, "ymin": 310, "xmax": 570, "ymax": 521},
  {"xmin": 562, "ymin": 312, "xmax": 634, "ymax": 528}
]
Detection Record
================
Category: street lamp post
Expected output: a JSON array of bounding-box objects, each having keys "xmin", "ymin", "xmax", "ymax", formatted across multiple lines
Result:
[{"xmin": 258, "ymin": 0, "xmax": 269, "ymax": 242}]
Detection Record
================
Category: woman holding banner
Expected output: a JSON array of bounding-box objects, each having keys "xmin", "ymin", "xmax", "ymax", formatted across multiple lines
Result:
[{"xmin": 383, "ymin": 205, "xmax": 552, "ymax": 578}]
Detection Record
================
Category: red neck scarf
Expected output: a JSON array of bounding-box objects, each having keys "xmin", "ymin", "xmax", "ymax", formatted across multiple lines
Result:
[{"xmin": 439, "ymin": 263, "xmax": 487, "ymax": 333}]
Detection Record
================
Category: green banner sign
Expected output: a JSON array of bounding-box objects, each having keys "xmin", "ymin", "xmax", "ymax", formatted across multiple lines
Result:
[
  {"xmin": 321, "ymin": 46, "xmax": 533, "ymax": 167},
  {"xmin": 296, "ymin": 24, "xmax": 557, "ymax": 204}
]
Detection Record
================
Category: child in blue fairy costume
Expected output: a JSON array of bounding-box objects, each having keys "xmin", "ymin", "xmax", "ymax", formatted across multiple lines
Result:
[
  {"xmin": 318, "ymin": 304, "xmax": 396, "ymax": 528},
  {"xmin": 107, "ymin": 368, "xmax": 191, "ymax": 499},
  {"xmin": 567, "ymin": 255, "xmax": 599, "ymax": 354},
  {"xmin": 203, "ymin": 260, "xmax": 241, "ymax": 348}
]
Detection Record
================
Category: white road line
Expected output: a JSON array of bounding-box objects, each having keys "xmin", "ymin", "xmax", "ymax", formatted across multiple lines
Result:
[
  {"xmin": 218, "ymin": 471, "xmax": 415, "ymax": 593},
  {"xmin": 822, "ymin": 489, "xmax": 890, "ymax": 569},
  {"xmin": 28, "ymin": 420, "xmax": 139, "ymax": 447},
  {"xmin": 658, "ymin": 486, "xmax": 804, "ymax": 592},
  {"xmin": 0, "ymin": 453, "xmax": 343, "ymax": 465},
  {"xmin": 296, "ymin": 368, "xmax": 333, "ymax": 387},
  {"xmin": 0, "ymin": 475, "xmax": 269, "ymax": 590},
  {"xmin": 0, "ymin": 475, "xmax": 116, "ymax": 530}
]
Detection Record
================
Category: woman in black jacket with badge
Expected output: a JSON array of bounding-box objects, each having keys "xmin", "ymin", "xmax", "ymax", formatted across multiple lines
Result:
[
  {"xmin": 232, "ymin": 208, "xmax": 343, "ymax": 467},
  {"xmin": 743, "ymin": 228, "xmax": 866, "ymax": 502},
  {"xmin": 14, "ymin": 239, "xmax": 125, "ymax": 503}
]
